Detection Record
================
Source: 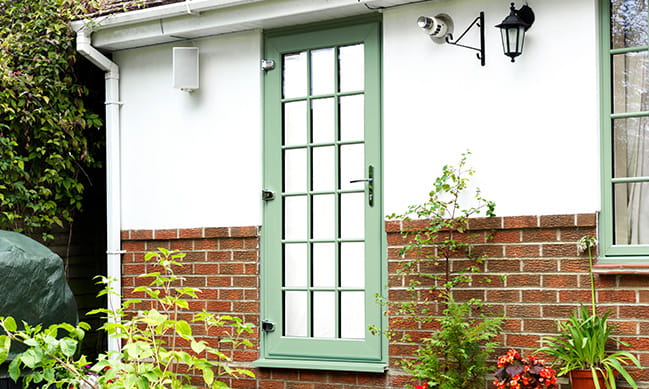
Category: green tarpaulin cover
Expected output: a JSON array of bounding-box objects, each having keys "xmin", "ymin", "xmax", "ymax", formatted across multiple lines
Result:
[{"xmin": 0, "ymin": 230, "xmax": 78, "ymax": 363}]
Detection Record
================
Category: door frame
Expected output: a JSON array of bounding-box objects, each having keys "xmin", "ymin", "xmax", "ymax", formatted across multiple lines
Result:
[{"xmin": 255, "ymin": 15, "xmax": 387, "ymax": 372}]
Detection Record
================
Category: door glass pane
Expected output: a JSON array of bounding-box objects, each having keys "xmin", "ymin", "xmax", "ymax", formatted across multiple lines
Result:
[
  {"xmin": 612, "ymin": 52, "xmax": 649, "ymax": 114},
  {"xmin": 341, "ymin": 242, "xmax": 364, "ymax": 288},
  {"xmin": 611, "ymin": 0, "xmax": 648, "ymax": 49},
  {"xmin": 313, "ymin": 243, "xmax": 335, "ymax": 287},
  {"xmin": 313, "ymin": 291, "xmax": 335, "ymax": 338},
  {"xmin": 311, "ymin": 48, "xmax": 335, "ymax": 95},
  {"xmin": 312, "ymin": 146, "xmax": 335, "ymax": 191},
  {"xmin": 340, "ymin": 143, "xmax": 364, "ymax": 191},
  {"xmin": 284, "ymin": 101, "xmax": 307, "ymax": 146},
  {"xmin": 312, "ymin": 98, "xmax": 335, "ymax": 143},
  {"xmin": 340, "ymin": 95, "xmax": 364, "ymax": 141},
  {"xmin": 284, "ymin": 196, "xmax": 307, "ymax": 240},
  {"xmin": 339, "ymin": 44, "xmax": 364, "ymax": 92},
  {"xmin": 284, "ymin": 243, "xmax": 307, "ymax": 287},
  {"xmin": 340, "ymin": 193, "xmax": 364, "ymax": 239},
  {"xmin": 340, "ymin": 291, "xmax": 364, "ymax": 339},
  {"xmin": 284, "ymin": 148, "xmax": 307, "ymax": 193},
  {"xmin": 283, "ymin": 51, "xmax": 307, "ymax": 98},
  {"xmin": 284, "ymin": 291, "xmax": 308, "ymax": 337},
  {"xmin": 313, "ymin": 194, "xmax": 335, "ymax": 239}
]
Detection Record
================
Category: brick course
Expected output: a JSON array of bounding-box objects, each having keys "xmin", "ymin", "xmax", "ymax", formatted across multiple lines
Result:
[{"xmin": 121, "ymin": 214, "xmax": 649, "ymax": 388}]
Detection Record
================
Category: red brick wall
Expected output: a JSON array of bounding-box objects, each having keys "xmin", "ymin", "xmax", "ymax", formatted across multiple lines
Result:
[{"xmin": 120, "ymin": 214, "xmax": 649, "ymax": 388}]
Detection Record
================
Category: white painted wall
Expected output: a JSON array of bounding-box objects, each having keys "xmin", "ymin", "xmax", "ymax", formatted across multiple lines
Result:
[
  {"xmin": 115, "ymin": 0, "xmax": 600, "ymax": 230},
  {"xmin": 383, "ymin": 0, "xmax": 600, "ymax": 217},
  {"xmin": 116, "ymin": 31, "xmax": 262, "ymax": 229}
]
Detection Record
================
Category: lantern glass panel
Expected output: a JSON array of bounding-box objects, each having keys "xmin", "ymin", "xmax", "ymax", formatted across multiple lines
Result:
[
  {"xmin": 506, "ymin": 27, "xmax": 519, "ymax": 53},
  {"xmin": 500, "ymin": 28, "xmax": 508, "ymax": 53},
  {"xmin": 515, "ymin": 26, "xmax": 526, "ymax": 53}
]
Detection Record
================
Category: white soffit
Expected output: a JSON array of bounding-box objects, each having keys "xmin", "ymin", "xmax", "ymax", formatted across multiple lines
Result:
[{"xmin": 77, "ymin": 0, "xmax": 430, "ymax": 51}]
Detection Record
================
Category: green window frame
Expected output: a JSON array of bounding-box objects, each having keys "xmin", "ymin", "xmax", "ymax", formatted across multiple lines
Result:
[
  {"xmin": 254, "ymin": 16, "xmax": 387, "ymax": 372},
  {"xmin": 599, "ymin": 0, "xmax": 649, "ymax": 263}
]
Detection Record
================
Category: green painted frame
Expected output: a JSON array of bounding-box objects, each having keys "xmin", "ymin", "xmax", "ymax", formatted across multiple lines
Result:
[
  {"xmin": 255, "ymin": 16, "xmax": 387, "ymax": 372},
  {"xmin": 598, "ymin": 0, "xmax": 649, "ymax": 263}
]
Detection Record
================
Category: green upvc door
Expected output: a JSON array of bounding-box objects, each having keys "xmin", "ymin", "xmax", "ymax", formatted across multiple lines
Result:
[{"xmin": 256, "ymin": 18, "xmax": 386, "ymax": 372}]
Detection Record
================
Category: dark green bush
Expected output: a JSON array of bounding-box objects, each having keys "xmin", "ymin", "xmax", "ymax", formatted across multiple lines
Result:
[{"xmin": 0, "ymin": 0, "xmax": 102, "ymax": 239}]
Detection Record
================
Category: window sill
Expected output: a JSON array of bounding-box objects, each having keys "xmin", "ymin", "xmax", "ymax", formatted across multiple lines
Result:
[
  {"xmin": 592, "ymin": 263, "xmax": 649, "ymax": 274},
  {"xmin": 253, "ymin": 358, "xmax": 388, "ymax": 373}
]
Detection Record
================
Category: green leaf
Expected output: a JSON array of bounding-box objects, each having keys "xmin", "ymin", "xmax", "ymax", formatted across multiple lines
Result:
[
  {"xmin": 8, "ymin": 358, "xmax": 21, "ymax": 382},
  {"xmin": 124, "ymin": 373, "xmax": 138, "ymax": 389},
  {"xmin": 0, "ymin": 335, "xmax": 10, "ymax": 365},
  {"xmin": 175, "ymin": 321, "xmax": 192, "ymax": 338},
  {"xmin": 3, "ymin": 317, "xmax": 17, "ymax": 332},
  {"xmin": 19, "ymin": 348, "xmax": 43, "ymax": 368},
  {"xmin": 143, "ymin": 309, "xmax": 167, "ymax": 326},
  {"xmin": 191, "ymin": 340, "xmax": 207, "ymax": 354},
  {"xmin": 136, "ymin": 376, "xmax": 149, "ymax": 389},
  {"xmin": 23, "ymin": 339, "xmax": 38, "ymax": 347},
  {"xmin": 212, "ymin": 380, "xmax": 231, "ymax": 389},
  {"xmin": 59, "ymin": 337, "xmax": 78, "ymax": 357},
  {"xmin": 202, "ymin": 367, "xmax": 214, "ymax": 386}
]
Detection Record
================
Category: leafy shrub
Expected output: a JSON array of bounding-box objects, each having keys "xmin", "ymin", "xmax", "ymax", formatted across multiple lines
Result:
[
  {"xmin": 403, "ymin": 295, "xmax": 502, "ymax": 389},
  {"xmin": 0, "ymin": 0, "xmax": 103, "ymax": 239},
  {"xmin": 0, "ymin": 248, "xmax": 255, "ymax": 388},
  {"xmin": 385, "ymin": 152, "xmax": 503, "ymax": 389}
]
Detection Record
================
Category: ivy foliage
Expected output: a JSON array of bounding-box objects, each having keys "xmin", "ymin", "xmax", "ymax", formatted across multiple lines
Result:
[{"xmin": 0, "ymin": 0, "xmax": 103, "ymax": 239}]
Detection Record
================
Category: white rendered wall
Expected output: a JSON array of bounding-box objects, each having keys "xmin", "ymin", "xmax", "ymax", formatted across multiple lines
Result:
[
  {"xmin": 116, "ymin": 0, "xmax": 600, "ymax": 230},
  {"xmin": 383, "ymin": 0, "xmax": 600, "ymax": 217},
  {"xmin": 116, "ymin": 31, "xmax": 262, "ymax": 230}
]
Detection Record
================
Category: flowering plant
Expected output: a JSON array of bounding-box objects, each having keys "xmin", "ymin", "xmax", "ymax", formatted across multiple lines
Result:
[{"xmin": 493, "ymin": 349, "xmax": 558, "ymax": 389}]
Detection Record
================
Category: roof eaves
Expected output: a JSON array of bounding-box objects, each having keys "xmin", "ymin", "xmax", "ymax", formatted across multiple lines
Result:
[{"xmin": 87, "ymin": 0, "xmax": 185, "ymax": 17}]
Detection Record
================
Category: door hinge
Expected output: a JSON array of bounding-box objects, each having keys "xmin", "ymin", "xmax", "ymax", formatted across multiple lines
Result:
[
  {"xmin": 262, "ymin": 190, "xmax": 275, "ymax": 201},
  {"xmin": 262, "ymin": 320, "xmax": 275, "ymax": 332},
  {"xmin": 261, "ymin": 59, "xmax": 275, "ymax": 71}
]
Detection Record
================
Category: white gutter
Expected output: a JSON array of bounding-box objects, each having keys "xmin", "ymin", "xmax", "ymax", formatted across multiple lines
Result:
[
  {"xmin": 71, "ymin": 0, "xmax": 415, "ymax": 51},
  {"xmin": 74, "ymin": 27, "xmax": 122, "ymax": 353},
  {"xmin": 86, "ymin": 0, "xmax": 265, "ymax": 29}
]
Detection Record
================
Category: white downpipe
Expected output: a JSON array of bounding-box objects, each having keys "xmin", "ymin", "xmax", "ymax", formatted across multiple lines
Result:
[{"xmin": 75, "ymin": 28, "xmax": 122, "ymax": 353}]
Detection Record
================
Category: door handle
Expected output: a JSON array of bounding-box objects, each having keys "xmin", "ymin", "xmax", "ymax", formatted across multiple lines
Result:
[{"xmin": 349, "ymin": 165, "xmax": 374, "ymax": 207}]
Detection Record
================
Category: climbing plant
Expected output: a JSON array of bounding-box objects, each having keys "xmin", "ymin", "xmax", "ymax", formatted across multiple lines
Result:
[
  {"xmin": 0, "ymin": 0, "xmax": 103, "ymax": 240},
  {"xmin": 385, "ymin": 152, "xmax": 503, "ymax": 389}
]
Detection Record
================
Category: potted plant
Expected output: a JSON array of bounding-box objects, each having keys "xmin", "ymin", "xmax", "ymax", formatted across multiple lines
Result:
[
  {"xmin": 536, "ymin": 237, "xmax": 640, "ymax": 389},
  {"xmin": 493, "ymin": 348, "xmax": 558, "ymax": 388}
]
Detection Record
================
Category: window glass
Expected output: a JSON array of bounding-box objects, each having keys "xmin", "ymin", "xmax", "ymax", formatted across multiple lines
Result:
[
  {"xmin": 611, "ymin": 0, "xmax": 648, "ymax": 49},
  {"xmin": 614, "ymin": 182, "xmax": 649, "ymax": 244},
  {"xmin": 612, "ymin": 52, "xmax": 649, "ymax": 114},
  {"xmin": 604, "ymin": 0, "xmax": 649, "ymax": 251}
]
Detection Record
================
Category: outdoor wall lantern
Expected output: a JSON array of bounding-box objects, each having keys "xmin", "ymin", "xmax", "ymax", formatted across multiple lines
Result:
[
  {"xmin": 495, "ymin": 2, "xmax": 535, "ymax": 62},
  {"xmin": 417, "ymin": 12, "xmax": 485, "ymax": 66}
]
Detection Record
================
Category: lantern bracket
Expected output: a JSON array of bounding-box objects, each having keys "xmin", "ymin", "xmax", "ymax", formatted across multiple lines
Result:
[{"xmin": 444, "ymin": 11, "xmax": 485, "ymax": 66}]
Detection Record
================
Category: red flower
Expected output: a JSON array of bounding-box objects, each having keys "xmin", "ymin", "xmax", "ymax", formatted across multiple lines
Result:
[
  {"xmin": 414, "ymin": 383, "xmax": 429, "ymax": 389},
  {"xmin": 493, "ymin": 349, "xmax": 557, "ymax": 389}
]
